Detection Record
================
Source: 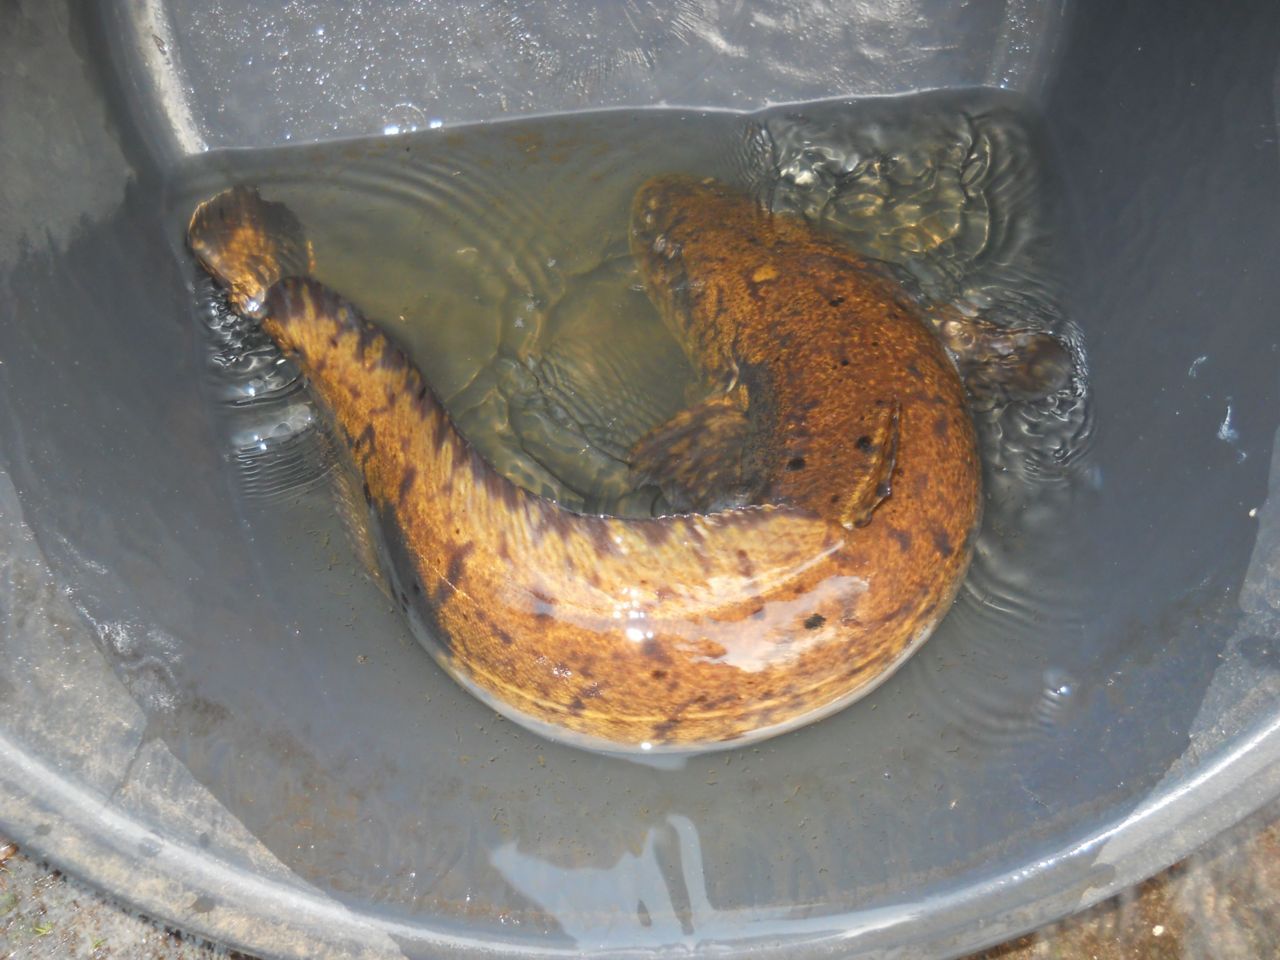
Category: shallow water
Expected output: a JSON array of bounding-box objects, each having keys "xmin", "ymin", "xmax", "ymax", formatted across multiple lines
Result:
[
  {"xmin": 167, "ymin": 90, "xmax": 1094, "ymax": 756},
  {"xmin": 5, "ymin": 0, "xmax": 1279, "ymax": 950},
  {"xmin": 8, "ymin": 85, "xmax": 1259, "ymax": 951}
]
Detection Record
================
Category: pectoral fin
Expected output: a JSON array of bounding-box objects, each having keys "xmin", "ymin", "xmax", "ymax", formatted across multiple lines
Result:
[
  {"xmin": 628, "ymin": 386, "xmax": 767, "ymax": 514},
  {"xmin": 840, "ymin": 401, "xmax": 900, "ymax": 530}
]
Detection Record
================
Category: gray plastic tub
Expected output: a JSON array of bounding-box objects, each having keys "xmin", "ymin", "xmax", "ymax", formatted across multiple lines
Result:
[{"xmin": 2, "ymin": 0, "xmax": 1279, "ymax": 957}]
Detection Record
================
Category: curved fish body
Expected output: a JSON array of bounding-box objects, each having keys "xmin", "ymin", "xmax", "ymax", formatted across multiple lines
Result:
[{"xmin": 188, "ymin": 177, "xmax": 981, "ymax": 752}]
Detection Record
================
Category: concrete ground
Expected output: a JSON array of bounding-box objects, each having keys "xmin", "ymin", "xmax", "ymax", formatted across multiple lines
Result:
[{"xmin": 3, "ymin": 800, "xmax": 1280, "ymax": 960}]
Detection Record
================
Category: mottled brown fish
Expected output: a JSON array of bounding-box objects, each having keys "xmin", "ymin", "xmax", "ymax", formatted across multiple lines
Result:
[{"xmin": 187, "ymin": 177, "xmax": 1064, "ymax": 752}]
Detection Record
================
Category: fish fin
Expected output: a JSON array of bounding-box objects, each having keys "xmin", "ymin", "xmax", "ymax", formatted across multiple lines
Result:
[
  {"xmin": 188, "ymin": 186, "xmax": 315, "ymax": 319},
  {"xmin": 628, "ymin": 385, "xmax": 767, "ymax": 514},
  {"xmin": 839, "ymin": 401, "xmax": 900, "ymax": 530}
]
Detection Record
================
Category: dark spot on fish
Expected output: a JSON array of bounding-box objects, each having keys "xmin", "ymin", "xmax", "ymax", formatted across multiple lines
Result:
[
  {"xmin": 906, "ymin": 362, "xmax": 923, "ymax": 380},
  {"xmin": 641, "ymin": 638, "xmax": 670, "ymax": 663},
  {"xmin": 354, "ymin": 322, "xmax": 379, "ymax": 361},
  {"xmin": 650, "ymin": 718, "xmax": 680, "ymax": 740},
  {"xmin": 934, "ymin": 414, "xmax": 950, "ymax": 439},
  {"xmin": 735, "ymin": 548, "xmax": 754, "ymax": 578},
  {"xmin": 377, "ymin": 344, "xmax": 408, "ymax": 372},
  {"xmin": 353, "ymin": 423, "xmax": 376, "ymax": 451},
  {"xmin": 887, "ymin": 526, "xmax": 912, "ymax": 552},
  {"xmin": 397, "ymin": 466, "xmax": 417, "ymax": 506},
  {"xmin": 803, "ymin": 613, "xmax": 826, "ymax": 630},
  {"xmin": 529, "ymin": 589, "xmax": 556, "ymax": 620},
  {"xmin": 706, "ymin": 285, "xmax": 724, "ymax": 320},
  {"xmin": 651, "ymin": 669, "xmax": 667, "ymax": 681},
  {"xmin": 445, "ymin": 541, "xmax": 475, "ymax": 588},
  {"xmin": 840, "ymin": 357, "xmax": 850, "ymax": 367},
  {"xmin": 568, "ymin": 698, "xmax": 585, "ymax": 715},
  {"xmin": 587, "ymin": 520, "xmax": 617, "ymax": 558},
  {"xmin": 361, "ymin": 481, "xmax": 372, "ymax": 504},
  {"xmin": 398, "ymin": 590, "xmax": 409, "ymax": 610},
  {"xmin": 786, "ymin": 456, "xmax": 806, "ymax": 472},
  {"xmin": 431, "ymin": 420, "xmax": 450, "ymax": 453},
  {"xmin": 494, "ymin": 628, "xmax": 514, "ymax": 646},
  {"xmin": 875, "ymin": 600, "xmax": 913, "ymax": 625},
  {"xmin": 411, "ymin": 579, "xmax": 422, "ymax": 595},
  {"xmin": 932, "ymin": 528, "xmax": 954, "ymax": 558},
  {"xmin": 829, "ymin": 296, "xmax": 845, "ymax": 307},
  {"xmin": 636, "ymin": 521, "xmax": 671, "ymax": 549},
  {"xmin": 856, "ymin": 435, "xmax": 872, "ymax": 452}
]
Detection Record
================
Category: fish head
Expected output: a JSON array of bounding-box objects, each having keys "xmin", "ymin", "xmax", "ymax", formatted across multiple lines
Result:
[
  {"xmin": 188, "ymin": 186, "xmax": 314, "ymax": 319},
  {"xmin": 629, "ymin": 176, "xmax": 735, "ymax": 345},
  {"xmin": 630, "ymin": 175, "xmax": 731, "ymax": 261}
]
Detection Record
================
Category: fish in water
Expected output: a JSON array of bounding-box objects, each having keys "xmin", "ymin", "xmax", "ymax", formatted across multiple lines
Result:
[{"xmin": 187, "ymin": 177, "xmax": 1068, "ymax": 752}]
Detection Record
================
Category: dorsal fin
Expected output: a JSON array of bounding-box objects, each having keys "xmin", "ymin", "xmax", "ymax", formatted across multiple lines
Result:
[{"xmin": 839, "ymin": 401, "xmax": 900, "ymax": 530}]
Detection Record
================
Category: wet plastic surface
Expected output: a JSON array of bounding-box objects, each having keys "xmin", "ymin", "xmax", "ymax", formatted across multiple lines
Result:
[
  {"xmin": 9, "ymin": 797, "xmax": 1280, "ymax": 958},
  {"xmin": 104, "ymin": 0, "xmax": 1064, "ymax": 155},
  {"xmin": 2, "ymin": 0, "xmax": 1280, "ymax": 958}
]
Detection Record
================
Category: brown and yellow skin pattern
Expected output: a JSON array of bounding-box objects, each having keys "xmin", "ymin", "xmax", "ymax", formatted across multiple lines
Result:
[{"xmin": 188, "ymin": 178, "xmax": 980, "ymax": 752}]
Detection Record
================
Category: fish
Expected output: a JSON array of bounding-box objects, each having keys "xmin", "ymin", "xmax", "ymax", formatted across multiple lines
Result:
[{"xmin": 187, "ymin": 176, "xmax": 1059, "ymax": 752}]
